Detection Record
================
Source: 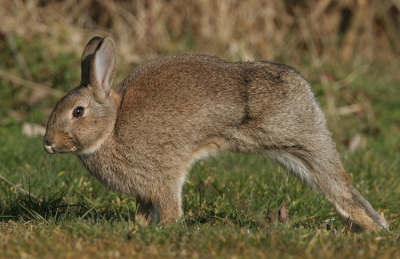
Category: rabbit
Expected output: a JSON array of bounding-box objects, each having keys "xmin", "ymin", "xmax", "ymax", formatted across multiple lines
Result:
[{"xmin": 43, "ymin": 36, "xmax": 387, "ymax": 231}]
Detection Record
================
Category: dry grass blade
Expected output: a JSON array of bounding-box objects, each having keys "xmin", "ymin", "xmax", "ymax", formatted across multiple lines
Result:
[
  {"xmin": 0, "ymin": 70, "xmax": 65, "ymax": 98},
  {"xmin": 5, "ymin": 29, "xmax": 33, "ymax": 81},
  {"xmin": 0, "ymin": 173, "xmax": 42, "ymax": 201}
]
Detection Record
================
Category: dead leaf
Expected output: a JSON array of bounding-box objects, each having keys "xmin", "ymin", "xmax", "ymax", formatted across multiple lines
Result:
[
  {"xmin": 337, "ymin": 104, "xmax": 364, "ymax": 116},
  {"xmin": 380, "ymin": 209, "xmax": 385, "ymax": 219},
  {"xmin": 278, "ymin": 201, "xmax": 289, "ymax": 223},
  {"xmin": 22, "ymin": 122, "xmax": 46, "ymax": 138},
  {"xmin": 349, "ymin": 134, "xmax": 366, "ymax": 152},
  {"xmin": 269, "ymin": 209, "xmax": 276, "ymax": 223}
]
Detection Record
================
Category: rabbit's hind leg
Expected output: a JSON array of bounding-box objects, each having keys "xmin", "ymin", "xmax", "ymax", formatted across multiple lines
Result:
[{"xmin": 266, "ymin": 147, "xmax": 387, "ymax": 231}]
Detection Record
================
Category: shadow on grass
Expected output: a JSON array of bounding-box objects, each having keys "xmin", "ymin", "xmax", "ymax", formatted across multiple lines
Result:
[
  {"xmin": 0, "ymin": 191, "xmax": 339, "ymax": 234},
  {"xmin": 0, "ymin": 192, "xmax": 137, "ymax": 224}
]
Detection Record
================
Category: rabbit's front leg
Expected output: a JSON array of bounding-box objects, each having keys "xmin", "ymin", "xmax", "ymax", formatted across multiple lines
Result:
[{"xmin": 151, "ymin": 177, "xmax": 184, "ymax": 224}]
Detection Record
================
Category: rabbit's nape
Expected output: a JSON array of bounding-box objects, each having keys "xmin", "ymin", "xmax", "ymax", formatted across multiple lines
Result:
[{"xmin": 44, "ymin": 36, "xmax": 388, "ymax": 232}]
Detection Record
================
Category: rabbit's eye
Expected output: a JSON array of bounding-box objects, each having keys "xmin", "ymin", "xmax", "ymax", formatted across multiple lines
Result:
[{"xmin": 73, "ymin": 107, "xmax": 85, "ymax": 118}]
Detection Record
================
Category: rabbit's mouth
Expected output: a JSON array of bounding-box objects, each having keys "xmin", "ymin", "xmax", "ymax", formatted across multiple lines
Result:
[
  {"xmin": 43, "ymin": 143, "xmax": 77, "ymax": 154},
  {"xmin": 44, "ymin": 143, "xmax": 55, "ymax": 154}
]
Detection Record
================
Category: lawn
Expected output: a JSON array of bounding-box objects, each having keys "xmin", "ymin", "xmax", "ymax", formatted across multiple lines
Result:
[{"xmin": 1, "ymin": 57, "xmax": 400, "ymax": 258}]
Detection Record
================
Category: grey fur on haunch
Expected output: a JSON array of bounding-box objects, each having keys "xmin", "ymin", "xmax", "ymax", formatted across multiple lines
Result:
[{"xmin": 44, "ymin": 36, "xmax": 387, "ymax": 231}]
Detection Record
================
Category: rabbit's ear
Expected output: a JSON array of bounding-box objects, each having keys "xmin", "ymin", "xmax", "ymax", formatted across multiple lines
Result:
[
  {"xmin": 81, "ymin": 36, "xmax": 104, "ymax": 86},
  {"xmin": 89, "ymin": 37, "xmax": 117, "ymax": 102}
]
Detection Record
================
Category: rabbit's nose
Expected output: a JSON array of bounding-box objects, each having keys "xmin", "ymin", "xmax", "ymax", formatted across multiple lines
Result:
[{"xmin": 43, "ymin": 137, "xmax": 55, "ymax": 154}]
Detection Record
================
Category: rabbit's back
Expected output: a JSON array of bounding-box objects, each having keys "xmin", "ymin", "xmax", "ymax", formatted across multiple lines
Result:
[{"xmin": 114, "ymin": 55, "xmax": 321, "ymax": 153}]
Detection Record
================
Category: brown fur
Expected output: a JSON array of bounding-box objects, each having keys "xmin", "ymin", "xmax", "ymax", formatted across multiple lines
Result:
[{"xmin": 44, "ymin": 37, "xmax": 387, "ymax": 231}]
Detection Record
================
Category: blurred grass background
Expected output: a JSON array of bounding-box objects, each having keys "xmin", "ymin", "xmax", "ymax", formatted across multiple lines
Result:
[
  {"xmin": 0, "ymin": 0, "xmax": 400, "ymax": 258},
  {"xmin": 1, "ymin": 0, "xmax": 400, "ymax": 135}
]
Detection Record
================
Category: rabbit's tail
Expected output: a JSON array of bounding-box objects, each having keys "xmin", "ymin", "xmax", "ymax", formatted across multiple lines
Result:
[{"xmin": 267, "ymin": 147, "xmax": 388, "ymax": 231}]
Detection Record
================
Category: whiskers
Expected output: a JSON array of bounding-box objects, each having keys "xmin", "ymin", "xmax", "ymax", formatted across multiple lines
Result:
[
  {"xmin": 27, "ymin": 139, "xmax": 55, "ymax": 176},
  {"xmin": 30, "ymin": 144, "xmax": 48, "ymax": 162}
]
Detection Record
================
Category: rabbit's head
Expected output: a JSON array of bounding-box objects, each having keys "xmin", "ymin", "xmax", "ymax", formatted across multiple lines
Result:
[{"xmin": 44, "ymin": 37, "xmax": 118, "ymax": 155}]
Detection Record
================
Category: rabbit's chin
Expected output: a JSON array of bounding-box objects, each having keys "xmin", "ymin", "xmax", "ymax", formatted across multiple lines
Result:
[{"xmin": 73, "ymin": 140, "xmax": 104, "ymax": 156}]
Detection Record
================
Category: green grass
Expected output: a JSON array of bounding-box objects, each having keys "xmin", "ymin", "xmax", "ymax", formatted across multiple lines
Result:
[{"xmin": 1, "ymin": 38, "xmax": 400, "ymax": 258}]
